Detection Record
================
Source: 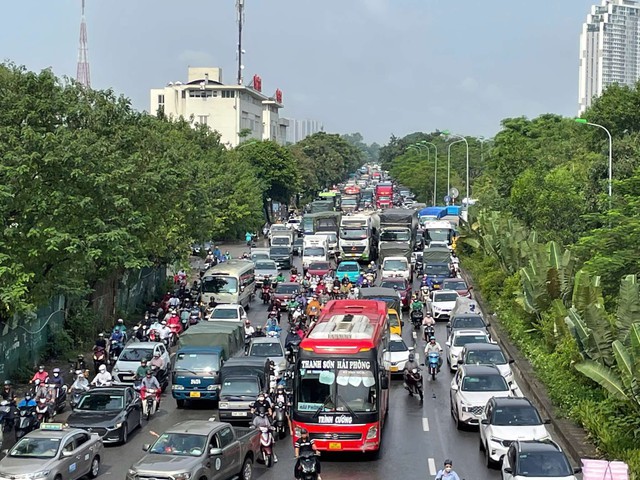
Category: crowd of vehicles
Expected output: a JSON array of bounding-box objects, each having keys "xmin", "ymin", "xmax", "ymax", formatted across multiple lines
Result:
[{"xmin": 0, "ymin": 165, "xmax": 585, "ymax": 480}]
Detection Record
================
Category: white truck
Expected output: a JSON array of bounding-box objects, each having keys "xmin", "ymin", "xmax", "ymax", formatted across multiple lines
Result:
[
  {"xmin": 302, "ymin": 235, "xmax": 329, "ymax": 270},
  {"xmin": 338, "ymin": 213, "xmax": 379, "ymax": 262}
]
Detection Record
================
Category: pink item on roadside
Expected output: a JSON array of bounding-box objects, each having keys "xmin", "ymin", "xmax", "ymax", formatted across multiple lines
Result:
[{"xmin": 581, "ymin": 459, "xmax": 628, "ymax": 480}]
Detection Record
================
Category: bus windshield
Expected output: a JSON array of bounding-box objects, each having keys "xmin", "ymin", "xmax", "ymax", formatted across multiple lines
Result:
[
  {"xmin": 296, "ymin": 361, "xmax": 377, "ymax": 413},
  {"xmin": 201, "ymin": 276, "xmax": 238, "ymax": 294},
  {"xmin": 425, "ymin": 229, "xmax": 451, "ymax": 243}
]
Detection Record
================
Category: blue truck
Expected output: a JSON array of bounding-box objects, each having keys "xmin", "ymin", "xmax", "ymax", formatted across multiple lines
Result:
[{"xmin": 172, "ymin": 322, "xmax": 244, "ymax": 408}]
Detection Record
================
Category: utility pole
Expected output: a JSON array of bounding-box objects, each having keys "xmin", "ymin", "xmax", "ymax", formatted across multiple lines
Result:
[{"xmin": 236, "ymin": 0, "xmax": 245, "ymax": 85}]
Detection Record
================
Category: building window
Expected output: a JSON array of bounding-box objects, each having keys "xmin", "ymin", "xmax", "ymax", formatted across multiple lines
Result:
[
  {"xmin": 198, "ymin": 115, "xmax": 208, "ymax": 126},
  {"xmin": 189, "ymin": 89, "xmax": 214, "ymax": 98},
  {"xmin": 222, "ymin": 90, "xmax": 235, "ymax": 98},
  {"xmin": 157, "ymin": 94, "xmax": 165, "ymax": 105}
]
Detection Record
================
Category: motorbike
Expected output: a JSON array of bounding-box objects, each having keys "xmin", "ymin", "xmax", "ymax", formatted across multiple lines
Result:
[
  {"xmin": 189, "ymin": 308, "xmax": 201, "ymax": 325},
  {"xmin": 273, "ymin": 402, "xmax": 288, "ymax": 439},
  {"xmin": 48, "ymin": 384, "xmax": 67, "ymax": 415},
  {"xmin": 69, "ymin": 386, "xmax": 87, "ymax": 409},
  {"xmin": 330, "ymin": 285, "xmax": 340, "ymax": 300},
  {"xmin": 109, "ymin": 339, "xmax": 123, "ymax": 365},
  {"xmin": 420, "ymin": 285, "xmax": 430, "ymax": 302},
  {"xmin": 93, "ymin": 346, "xmax": 107, "ymax": 373},
  {"xmin": 258, "ymin": 427, "xmax": 275, "ymax": 467},
  {"xmin": 35, "ymin": 398, "xmax": 51, "ymax": 423},
  {"xmin": 145, "ymin": 388, "xmax": 159, "ymax": 420},
  {"xmin": 298, "ymin": 451, "xmax": 321, "ymax": 480},
  {"xmin": 261, "ymin": 285, "xmax": 271, "ymax": 305},
  {"xmin": 0, "ymin": 401, "xmax": 14, "ymax": 448},
  {"xmin": 404, "ymin": 368, "xmax": 423, "ymax": 401},
  {"xmin": 15, "ymin": 404, "xmax": 38, "ymax": 440},
  {"xmin": 415, "ymin": 260, "xmax": 424, "ymax": 277},
  {"xmin": 285, "ymin": 342, "xmax": 300, "ymax": 365},
  {"xmin": 427, "ymin": 352, "xmax": 440, "ymax": 381},
  {"xmin": 244, "ymin": 334, "xmax": 252, "ymax": 355},
  {"xmin": 410, "ymin": 309, "xmax": 424, "ymax": 329},
  {"xmin": 423, "ymin": 324, "xmax": 436, "ymax": 342},
  {"xmin": 167, "ymin": 322, "xmax": 182, "ymax": 347}
]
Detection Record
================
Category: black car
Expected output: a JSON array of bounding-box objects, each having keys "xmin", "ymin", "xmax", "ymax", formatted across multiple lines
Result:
[
  {"xmin": 292, "ymin": 238, "xmax": 304, "ymax": 256},
  {"xmin": 502, "ymin": 439, "xmax": 581, "ymax": 479},
  {"xmin": 447, "ymin": 313, "xmax": 490, "ymax": 336},
  {"xmin": 270, "ymin": 246, "xmax": 292, "ymax": 269},
  {"xmin": 67, "ymin": 386, "xmax": 142, "ymax": 445}
]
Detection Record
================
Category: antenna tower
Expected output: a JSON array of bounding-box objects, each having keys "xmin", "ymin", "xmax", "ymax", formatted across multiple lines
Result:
[
  {"xmin": 236, "ymin": 0, "xmax": 245, "ymax": 85},
  {"xmin": 76, "ymin": 0, "xmax": 91, "ymax": 87}
]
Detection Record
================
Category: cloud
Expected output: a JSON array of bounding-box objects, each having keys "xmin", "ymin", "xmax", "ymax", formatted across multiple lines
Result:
[
  {"xmin": 459, "ymin": 77, "xmax": 479, "ymax": 93},
  {"xmin": 357, "ymin": 0, "xmax": 390, "ymax": 18},
  {"xmin": 178, "ymin": 50, "xmax": 215, "ymax": 66}
]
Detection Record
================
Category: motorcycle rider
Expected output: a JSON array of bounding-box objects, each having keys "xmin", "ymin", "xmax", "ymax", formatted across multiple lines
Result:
[
  {"xmin": 424, "ymin": 336, "xmax": 443, "ymax": 372},
  {"xmin": 253, "ymin": 325, "xmax": 266, "ymax": 338},
  {"xmin": 136, "ymin": 359, "xmax": 151, "ymax": 379},
  {"xmin": 244, "ymin": 319, "xmax": 255, "ymax": 337},
  {"xmin": 284, "ymin": 327, "xmax": 301, "ymax": 358},
  {"xmin": 306, "ymin": 295, "xmax": 321, "ymax": 317},
  {"xmin": 422, "ymin": 312, "xmax": 436, "ymax": 341},
  {"xmin": 30, "ymin": 366, "xmax": 49, "ymax": 385},
  {"xmin": 251, "ymin": 392, "xmax": 273, "ymax": 417},
  {"xmin": 435, "ymin": 459, "xmax": 461, "ymax": 480},
  {"xmin": 140, "ymin": 370, "xmax": 161, "ymax": 415},
  {"xmin": 275, "ymin": 272, "xmax": 285, "ymax": 284},
  {"xmin": 158, "ymin": 321, "xmax": 172, "ymax": 344},
  {"xmin": 70, "ymin": 370, "xmax": 90, "ymax": 392},
  {"xmin": 403, "ymin": 353, "xmax": 421, "ymax": 389},
  {"xmin": 72, "ymin": 354, "xmax": 88, "ymax": 374},
  {"xmin": 410, "ymin": 295, "xmax": 424, "ymax": 313},
  {"xmin": 113, "ymin": 318, "xmax": 127, "ymax": 337},
  {"xmin": 294, "ymin": 428, "xmax": 321, "ymax": 480},
  {"xmin": 150, "ymin": 352, "xmax": 165, "ymax": 371},
  {"xmin": 33, "ymin": 379, "xmax": 49, "ymax": 401},
  {"xmin": 265, "ymin": 315, "xmax": 281, "ymax": 337},
  {"xmin": 168, "ymin": 294, "xmax": 181, "ymax": 309},
  {"xmin": 18, "ymin": 392, "xmax": 37, "ymax": 409},
  {"xmin": 47, "ymin": 368, "xmax": 65, "ymax": 402},
  {"xmin": 91, "ymin": 364, "xmax": 113, "ymax": 387},
  {"xmin": 109, "ymin": 328, "xmax": 125, "ymax": 355},
  {"xmin": 2, "ymin": 380, "xmax": 16, "ymax": 405},
  {"xmin": 167, "ymin": 309, "xmax": 182, "ymax": 332},
  {"xmin": 252, "ymin": 408, "xmax": 271, "ymax": 429}
]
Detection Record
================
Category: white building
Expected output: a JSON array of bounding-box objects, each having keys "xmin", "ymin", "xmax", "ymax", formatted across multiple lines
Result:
[
  {"xmin": 579, "ymin": 0, "xmax": 640, "ymax": 114},
  {"xmin": 285, "ymin": 118, "xmax": 324, "ymax": 144},
  {"xmin": 150, "ymin": 67, "xmax": 289, "ymax": 148}
]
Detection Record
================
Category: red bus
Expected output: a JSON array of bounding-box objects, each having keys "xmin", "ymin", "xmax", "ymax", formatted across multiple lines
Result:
[{"xmin": 291, "ymin": 300, "xmax": 390, "ymax": 453}]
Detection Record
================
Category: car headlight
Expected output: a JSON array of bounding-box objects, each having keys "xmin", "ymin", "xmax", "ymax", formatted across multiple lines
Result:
[
  {"xmin": 112, "ymin": 422, "xmax": 123, "ymax": 429},
  {"xmin": 219, "ymin": 402, "xmax": 229, "ymax": 409},
  {"xmin": 206, "ymin": 385, "xmax": 216, "ymax": 391},
  {"xmin": 172, "ymin": 385, "xmax": 185, "ymax": 390},
  {"xmin": 113, "ymin": 367, "xmax": 119, "ymax": 373},
  {"xmin": 24, "ymin": 471, "xmax": 50, "ymax": 479},
  {"xmin": 127, "ymin": 469, "xmax": 137, "ymax": 477},
  {"xmin": 366, "ymin": 426, "xmax": 378, "ymax": 439},
  {"xmin": 490, "ymin": 436, "xmax": 505, "ymax": 444},
  {"xmin": 173, "ymin": 473, "xmax": 191, "ymax": 480}
]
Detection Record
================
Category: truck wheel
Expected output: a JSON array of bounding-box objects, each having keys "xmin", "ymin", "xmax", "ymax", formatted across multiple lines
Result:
[
  {"xmin": 240, "ymin": 457, "xmax": 253, "ymax": 480},
  {"xmin": 176, "ymin": 399, "xmax": 185, "ymax": 409}
]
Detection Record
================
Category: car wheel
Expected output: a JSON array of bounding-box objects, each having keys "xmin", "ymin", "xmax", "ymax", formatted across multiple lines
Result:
[
  {"xmin": 485, "ymin": 445, "xmax": 497, "ymax": 468},
  {"xmin": 121, "ymin": 423, "xmax": 129, "ymax": 444},
  {"xmin": 88, "ymin": 456, "xmax": 101, "ymax": 479},
  {"xmin": 240, "ymin": 457, "xmax": 253, "ymax": 480}
]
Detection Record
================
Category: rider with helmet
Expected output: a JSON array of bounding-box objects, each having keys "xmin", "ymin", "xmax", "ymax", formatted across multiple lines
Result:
[
  {"xmin": 424, "ymin": 336, "xmax": 443, "ymax": 372},
  {"xmin": 91, "ymin": 364, "xmax": 113, "ymax": 387},
  {"xmin": 294, "ymin": 429, "xmax": 321, "ymax": 479}
]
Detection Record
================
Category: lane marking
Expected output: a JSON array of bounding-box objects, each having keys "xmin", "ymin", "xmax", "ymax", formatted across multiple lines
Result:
[
  {"xmin": 422, "ymin": 417, "xmax": 429, "ymax": 431},
  {"xmin": 428, "ymin": 458, "xmax": 437, "ymax": 476}
]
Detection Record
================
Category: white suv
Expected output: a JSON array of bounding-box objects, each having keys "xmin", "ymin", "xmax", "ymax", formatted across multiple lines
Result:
[
  {"xmin": 429, "ymin": 289, "xmax": 459, "ymax": 320},
  {"xmin": 450, "ymin": 364, "xmax": 517, "ymax": 429},
  {"xmin": 446, "ymin": 329, "xmax": 491, "ymax": 371}
]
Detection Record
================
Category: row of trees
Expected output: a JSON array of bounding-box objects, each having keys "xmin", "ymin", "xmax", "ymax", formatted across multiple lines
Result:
[
  {"xmin": 379, "ymin": 82, "xmax": 640, "ymax": 470},
  {"xmin": 0, "ymin": 63, "xmax": 363, "ymax": 322}
]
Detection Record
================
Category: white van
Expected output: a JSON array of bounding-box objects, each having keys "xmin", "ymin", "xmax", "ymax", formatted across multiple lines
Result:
[
  {"xmin": 200, "ymin": 259, "xmax": 256, "ymax": 308},
  {"xmin": 315, "ymin": 232, "xmax": 338, "ymax": 257},
  {"xmin": 271, "ymin": 234, "xmax": 293, "ymax": 254},
  {"xmin": 302, "ymin": 235, "xmax": 329, "ymax": 270}
]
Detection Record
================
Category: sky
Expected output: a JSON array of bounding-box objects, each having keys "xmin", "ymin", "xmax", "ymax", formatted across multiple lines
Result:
[{"xmin": 0, "ymin": 0, "xmax": 597, "ymax": 145}]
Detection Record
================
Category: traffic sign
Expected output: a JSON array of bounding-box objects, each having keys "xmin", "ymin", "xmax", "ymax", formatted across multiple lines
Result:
[
  {"xmin": 449, "ymin": 188, "xmax": 459, "ymax": 199},
  {"xmin": 444, "ymin": 195, "xmax": 451, "ymax": 204}
]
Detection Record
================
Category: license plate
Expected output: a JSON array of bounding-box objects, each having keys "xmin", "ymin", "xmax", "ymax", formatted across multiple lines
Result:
[
  {"xmin": 390, "ymin": 366, "xmax": 398, "ymax": 372},
  {"xmin": 329, "ymin": 442, "xmax": 342, "ymax": 450},
  {"xmin": 433, "ymin": 285, "xmax": 440, "ymax": 289},
  {"xmin": 189, "ymin": 392, "xmax": 201, "ymax": 398},
  {"xmin": 232, "ymin": 411, "xmax": 246, "ymax": 417}
]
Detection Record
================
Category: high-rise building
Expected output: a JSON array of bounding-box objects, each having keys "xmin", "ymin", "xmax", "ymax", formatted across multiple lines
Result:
[
  {"xmin": 150, "ymin": 67, "xmax": 288, "ymax": 148},
  {"xmin": 285, "ymin": 118, "xmax": 324, "ymax": 144},
  {"xmin": 579, "ymin": 0, "xmax": 640, "ymax": 114}
]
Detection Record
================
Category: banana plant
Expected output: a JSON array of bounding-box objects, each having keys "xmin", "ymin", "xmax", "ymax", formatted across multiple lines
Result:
[{"xmin": 616, "ymin": 275, "xmax": 640, "ymax": 345}]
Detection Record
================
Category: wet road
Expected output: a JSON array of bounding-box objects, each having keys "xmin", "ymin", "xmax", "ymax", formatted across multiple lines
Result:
[{"xmin": 53, "ymin": 243, "xmax": 501, "ymax": 480}]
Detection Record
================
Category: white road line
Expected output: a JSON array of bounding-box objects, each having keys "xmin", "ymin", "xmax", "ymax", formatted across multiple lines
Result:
[
  {"xmin": 422, "ymin": 417, "xmax": 429, "ymax": 431},
  {"xmin": 428, "ymin": 458, "xmax": 437, "ymax": 476}
]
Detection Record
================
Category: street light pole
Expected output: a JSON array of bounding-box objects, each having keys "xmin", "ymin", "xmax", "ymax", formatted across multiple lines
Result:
[
  {"xmin": 443, "ymin": 132, "xmax": 469, "ymax": 207},
  {"xmin": 420, "ymin": 141, "xmax": 438, "ymax": 206},
  {"xmin": 446, "ymin": 139, "xmax": 465, "ymax": 202},
  {"xmin": 575, "ymin": 118, "xmax": 613, "ymax": 211}
]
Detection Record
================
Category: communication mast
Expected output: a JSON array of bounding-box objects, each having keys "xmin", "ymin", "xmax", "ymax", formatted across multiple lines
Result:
[
  {"xmin": 236, "ymin": 0, "xmax": 245, "ymax": 85},
  {"xmin": 76, "ymin": 0, "xmax": 91, "ymax": 87}
]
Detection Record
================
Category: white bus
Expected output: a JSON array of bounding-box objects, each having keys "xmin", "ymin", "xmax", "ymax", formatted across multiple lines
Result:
[{"xmin": 200, "ymin": 260, "xmax": 255, "ymax": 308}]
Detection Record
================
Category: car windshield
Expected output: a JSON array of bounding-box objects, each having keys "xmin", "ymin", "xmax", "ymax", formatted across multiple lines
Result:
[
  {"xmin": 493, "ymin": 406, "xmax": 542, "ymax": 426},
  {"xmin": 276, "ymin": 284, "xmax": 300, "ymax": 295},
  {"xmin": 388, "ymin": 340, "xmax": 408, "ymax": 352},
  {"xmin": 77, "ymin": 393, "xmax": 124, "ymax": 411},
  {"xmin": 271, "ymin": 226, "xmax": 287, "ymax": 232},
  {"xmin": 211, "ymin": 309, "xmax": 239, "ymax": 319},
  {"xmin": 516, "ymin": 451, "xmax": 573, "ymax": 477},
  {"xmin": 221, "ymin": 379, "xmax": 260, "ymax": 396},
  {"xmin": 342, "ymin": 199, "xmax": 357, "ymax": 206},
  {"xmin": 434, "ymin": 292, "xmax": 459, "ymax": 302},
  {"xmin": 340, "ymin": 228, "xmax": 367, "ymax": 240},
  {"xmin": 380, "ymin": 280, "xmax": 406, "ymax": 290},
  {"xmin": 452, "ymin": 316, "xmax": 486, "ymax": 329},
  {"xmin": 424, "ymin": 264, "xmax": 450, "ymax": 275},
  {"xmin": 9, "ymin": 438, "xmax": 60, "ymax": 458},
  {"xmin": 119, "ymin": 347, "xmax": 153, "ymax": 362},
  {"xmin": 425, "ymin": 229, "xmax": 450, "ymax": 242},
  {"xmin": 251, "ymin": 253, "xmax": 269, "ymax": 261},
  {"xmin": 466, "ymin": 349, "xmax": 507, "ymax": 365},
  {"xmin": 380, "ymin": 230, "xmax": 411, "ymax": 241},
  {"xmin": 255, "ymin": 261, "xmax": 276, "ymax": 271},
  {"xmin": 461, "ymin": 374, "xmax": 508, "ymax": 392},
  {"xmin": 338, "ymin": 263, "xmax": 359, "ymax": 272},
  {"xmin": 384, "ymin": 260, "xmax": 408, "ymax": 270},
  {"xmin": 454, "ymin": 335, "xmax": 489, "ymax": 347},
  {"xmin": 149, "ymin": 433, "xmax": 207, "ymax": 457},
  {"xmin": 249, "ymin": 342, "xmax": 284, "ymax": 357},
  {"xmin": 310, "ymin": 262, "xmax": 331, "ymax": 270},
  {"xmin": 201, "ymin": 276, "xmax": 238, "ymax": 294},
  {"xmin": 319, "ymin": 234, "xmax": 337, "ymax": 243},
  {"xmin": 272, "ymin": 237, "xmax": 290, "ymax": 245},
  {"xmin": 175, "ymin": 352, "xmax": 220, "ymax": 372},
  {"xmin": 304, "ymin": 247, "xmax": 325, "ymax": 256},
  {"xmin": 444, "ymin": 280, "xmax": 468, "ymax": 290},
  {"xmin": 388, "ymin": 313, "xmax": 400, "ymax": 328}
]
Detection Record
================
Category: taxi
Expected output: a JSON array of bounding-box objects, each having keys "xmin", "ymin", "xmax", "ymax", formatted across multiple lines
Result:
[
  {"xmin": 388, "ymin": 308, "xmax": 403, "ymax": 336},
  {"xmin": 0, "ymin": 423, "xmax": 103, "ymax": 480}
]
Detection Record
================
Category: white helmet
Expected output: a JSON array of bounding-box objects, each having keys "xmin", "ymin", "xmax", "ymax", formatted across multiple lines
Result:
[{"xmin": 99, "ymin": 364, "xmax": 107, "ymax": 372}]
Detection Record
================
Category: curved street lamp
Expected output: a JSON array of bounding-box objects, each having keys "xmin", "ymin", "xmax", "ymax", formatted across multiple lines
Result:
[{"xmin": 574, "ymin": 118, "xmax": 612, "ymax": 211}]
